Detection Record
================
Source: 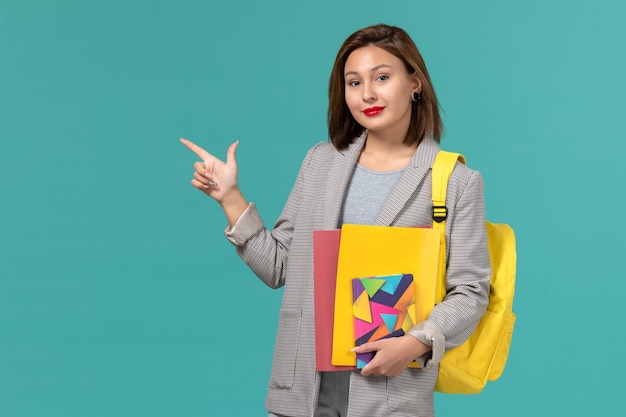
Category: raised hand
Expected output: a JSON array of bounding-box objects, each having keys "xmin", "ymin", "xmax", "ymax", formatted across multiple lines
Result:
[
  {"xmin": 180, "ymin": 138, "xmax": 240, "ymax": 202},
  {"xmin": 180, "ymin": 138, "xmax": 249, "ymax": 227}
]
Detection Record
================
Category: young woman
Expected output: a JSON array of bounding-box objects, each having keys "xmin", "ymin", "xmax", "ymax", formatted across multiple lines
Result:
[{"xmin": 181, "ymin": 24, "xmax": 490, "ymax": 417}]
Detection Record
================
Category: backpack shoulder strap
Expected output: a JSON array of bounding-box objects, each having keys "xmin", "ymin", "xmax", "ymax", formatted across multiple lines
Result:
[{"xmin": 432, "ymin": 151, "xmax": 465, "ymax": 302}]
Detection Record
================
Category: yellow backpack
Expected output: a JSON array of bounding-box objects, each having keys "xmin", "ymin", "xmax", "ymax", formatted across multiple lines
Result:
[{"xmin": 431, "ymin": 151, "xmax": 516, "ymax": 394}]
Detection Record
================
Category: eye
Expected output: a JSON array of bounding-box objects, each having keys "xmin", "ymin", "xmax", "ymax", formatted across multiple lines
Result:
[
  {"xmin": 376, "ymin": 75, "xmax": 389, "ymax": 82},
  {"xmin": 347, "ymin": 80, "xmax": 360, "ymax": 87}
]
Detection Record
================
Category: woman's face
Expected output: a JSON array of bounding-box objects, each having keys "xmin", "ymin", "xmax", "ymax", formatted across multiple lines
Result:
[{"xmin": 344, "ymin": 45, "xmax": 420, "ymax": 140}]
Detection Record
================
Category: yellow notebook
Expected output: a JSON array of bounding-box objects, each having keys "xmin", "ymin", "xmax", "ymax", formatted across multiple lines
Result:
[{"xmin": 331, "ymin": 224, "xmax": 441, "ymax": 367}]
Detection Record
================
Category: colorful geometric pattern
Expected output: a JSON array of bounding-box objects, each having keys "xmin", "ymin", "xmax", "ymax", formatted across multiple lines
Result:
[{"xmin": 352, "ymin": 273, "xmax": 415, "ymax": 369}]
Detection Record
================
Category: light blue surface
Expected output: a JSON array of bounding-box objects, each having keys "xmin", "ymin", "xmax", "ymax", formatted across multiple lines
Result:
[{"xmin": 1, "ymin": 0, "xmax": 625, "ymax": 415}]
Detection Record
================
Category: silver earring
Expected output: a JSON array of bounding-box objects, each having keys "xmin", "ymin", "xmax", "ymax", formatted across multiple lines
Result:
[{"xmin": 412, "ymin": 91, "xmax": 422, "ymax": 102}]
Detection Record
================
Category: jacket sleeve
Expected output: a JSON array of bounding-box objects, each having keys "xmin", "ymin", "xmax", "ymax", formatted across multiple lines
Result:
[
  {"xmin": 407, "ymin": 170, "xmax": 491, "ymax": 368},
  {"xmin": 223, "ymin": 144, "xmax": 320, "ymax": 289}
]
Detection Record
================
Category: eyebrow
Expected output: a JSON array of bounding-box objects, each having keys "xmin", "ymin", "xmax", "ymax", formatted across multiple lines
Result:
[{"xmin": 344, "ymin": 64, "xmax": 393, "ymax": 77}]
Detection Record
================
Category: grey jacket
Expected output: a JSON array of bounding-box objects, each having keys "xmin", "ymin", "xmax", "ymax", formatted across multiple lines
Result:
[{"xmin": 225, "ymin": 135, "xmax": 490, "ymax": 417}]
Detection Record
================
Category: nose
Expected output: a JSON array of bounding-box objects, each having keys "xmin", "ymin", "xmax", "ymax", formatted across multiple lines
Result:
[{"xmin": 362, "ymin": 82, "xmax": 376, "ymax": 102}]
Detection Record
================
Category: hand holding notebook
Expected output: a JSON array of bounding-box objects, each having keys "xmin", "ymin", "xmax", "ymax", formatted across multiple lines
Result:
[{"xmin": 351, "ymin": 332, "xmax": 431, "ymax": 377}]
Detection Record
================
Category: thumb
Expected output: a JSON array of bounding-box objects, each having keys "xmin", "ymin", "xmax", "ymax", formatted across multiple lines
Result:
[{"xmin": 226, "ymin": 140, "xmax": 239, "ymax": 166}]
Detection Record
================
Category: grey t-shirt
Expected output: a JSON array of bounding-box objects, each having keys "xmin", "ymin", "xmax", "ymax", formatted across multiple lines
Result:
[{"xmin": 340, "ymin": 163, "xmax": 405, "ymax": 225}]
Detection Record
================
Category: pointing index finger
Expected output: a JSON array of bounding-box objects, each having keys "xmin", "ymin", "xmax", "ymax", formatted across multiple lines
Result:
[{"xmin": 180, "ymin": 138, "xmax": 213, "ymax": 161}]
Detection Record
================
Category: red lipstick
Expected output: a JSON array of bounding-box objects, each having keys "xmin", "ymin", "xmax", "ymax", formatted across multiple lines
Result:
[{"xmin": 363, "ymin": 106, "xmax": 385, "ymax": 117}]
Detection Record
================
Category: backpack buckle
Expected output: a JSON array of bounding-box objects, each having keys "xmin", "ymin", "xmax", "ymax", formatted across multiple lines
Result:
[{"xmin": 432, "ymin": 205, "xmax": 448, "ymax": 223}]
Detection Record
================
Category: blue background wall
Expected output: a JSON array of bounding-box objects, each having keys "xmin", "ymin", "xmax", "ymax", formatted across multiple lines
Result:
[{"xmin": 1, "ymin": 0, "xmax": 624, "ymax": 415}]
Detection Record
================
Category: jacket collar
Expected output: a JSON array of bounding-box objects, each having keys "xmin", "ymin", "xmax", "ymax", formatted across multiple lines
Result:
[
  {"xmin": 323, "ymin": 133, "xmax": 441, "ymax": 229},
  {"xmin": 322, "ymin": 133, "xmax": 366, "ymax": 229}
]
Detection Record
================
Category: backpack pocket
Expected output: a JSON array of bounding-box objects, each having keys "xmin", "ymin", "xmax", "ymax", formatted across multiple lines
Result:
[{"xmin": 488, "ymin": 311, "xmax": 515, "ymax": 381}]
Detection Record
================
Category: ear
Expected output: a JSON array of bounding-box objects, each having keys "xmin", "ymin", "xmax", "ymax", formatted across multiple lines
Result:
[{"xmin": 412, "ymin": 76, "xmax": 422, "ymax": 93}]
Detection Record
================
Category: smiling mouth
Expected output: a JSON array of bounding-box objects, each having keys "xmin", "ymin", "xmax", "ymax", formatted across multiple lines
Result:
[{"xmin": 363, "ymin": 107, "xmax": 385, "ymax": 116}]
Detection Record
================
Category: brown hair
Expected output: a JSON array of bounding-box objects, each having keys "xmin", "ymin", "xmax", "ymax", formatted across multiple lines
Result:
[{"xmin": 328, "ymin": 24, "xmax": 443, "ymax": 150}]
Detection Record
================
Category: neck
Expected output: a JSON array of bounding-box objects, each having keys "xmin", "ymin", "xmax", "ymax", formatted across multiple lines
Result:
[
  {"xmin": 362, "ymin": 131, "xmax": 416, "ymax": 157},
  {"xmin": 358, "ymin": 131, "xmax": 417, "ymax": 172}
]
